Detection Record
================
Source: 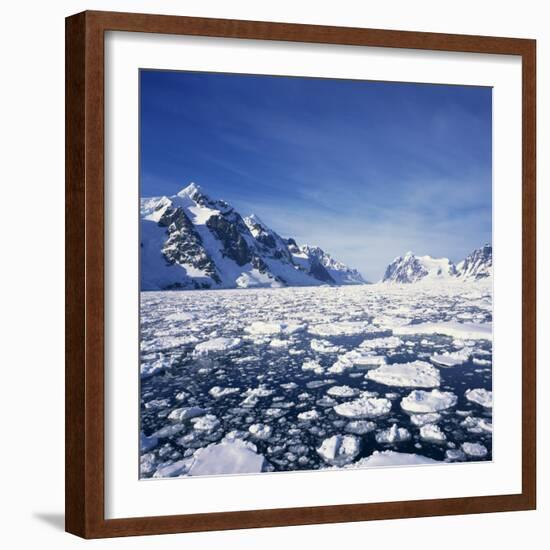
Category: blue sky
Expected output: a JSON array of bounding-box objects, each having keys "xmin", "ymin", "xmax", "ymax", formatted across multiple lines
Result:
[{"xmin": 140, "ymin": 70, "xmax": 492, "ymax": 282}]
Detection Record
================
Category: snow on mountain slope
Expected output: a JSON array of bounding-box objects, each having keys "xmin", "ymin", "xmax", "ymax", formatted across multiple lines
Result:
[
  {"xmin": 381, "ymin": 245, "xmax": 493, "ymax": 285},
  {"xmin": 297, "ymin": 245, "xmax": 366, "ymax": 285},
  {"xmin": 382, "ymin": 252, "xmax": 456, "ymax": 284},
  {"xmin": 141, "ymin": 183, "xmax": 366, "ymax": 291},
  {"xmin": 456, "ymin": 244, "xmax": 492, "ymax": 280}
]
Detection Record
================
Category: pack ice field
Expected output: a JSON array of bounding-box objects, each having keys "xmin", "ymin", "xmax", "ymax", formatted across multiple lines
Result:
[{"xmin": 140, "ymin": 283, "xmax": 493, "ymax": 479}]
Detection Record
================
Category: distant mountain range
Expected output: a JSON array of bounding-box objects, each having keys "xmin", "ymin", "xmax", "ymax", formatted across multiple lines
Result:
[
  {"xmin": 141, "ymin": 183, "xmax": 366, "ymax": 290},
  {"xmin": 381, "ymin": 244, "xmax": 492, "ymax": 284}
]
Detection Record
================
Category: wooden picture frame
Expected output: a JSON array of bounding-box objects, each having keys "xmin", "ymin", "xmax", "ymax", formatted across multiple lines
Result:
[{"xmin": 65, "ymin": 10, "xmax": 536, "ymax": 539}]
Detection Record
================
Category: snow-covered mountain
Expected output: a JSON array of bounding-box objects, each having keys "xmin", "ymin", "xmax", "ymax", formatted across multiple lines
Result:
[
  {"xmin": 141, "ymin": 183, "xmax": 367, "ymax": 290},
  {"xmin": 382, "ymin": 252, "xmax": 456, "ymax": 284},
  {"xmin": 382, "ymin": 245, "xmax": 492, "ymax": 284},
  {"xmin": 456, "ymin": 244, "xmax": 492, "ymax": 280}
]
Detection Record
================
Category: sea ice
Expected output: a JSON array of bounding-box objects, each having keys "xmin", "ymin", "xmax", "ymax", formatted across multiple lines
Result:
[
  {"xmin": 461, "ymin": 442, "xmax": 488, "ymax": 458},
  {"xmin": 366, "ymin": 361, "xmax": 441, "ymax": 388},
  {"xmin": 460, "ymin": 416, "xmax": 493, "ymax": 434},
  {"xmin": 334, "ymin": 396, "xmax": 392, "ymax": 419},
  {"xmin": 248, "ymin": 423, "xmax": 273, "ymax": 440},
  {"xmin": 209, "ymin": 386, "xmax": 240, "ymax": 399},
  {"xmin": 188, "ymin": 438, "xmax": 270, "ymax": 476},
  {"xmin": 193, "ymin": 337, "xmax": 242, "ymax": 355},
  {"xmin": 375, "ymin": 424, "xmax": 411, "ymax": 444},
  {"xmin": 336, "ymin": 450, "xmax": 438, "ymax": 468},
  {"xmin": 297, "ymin": 410, "xmax": 320, "ymax": 422},
  {"xmin": 401, "ymin": 389, "xmax": 458, "ymax": 413},
  {"xmin": 419, "ymin": 423, "xmax": 446, "ymax": 442},
  {"xmin": 302, "ymin": 359, "xmax": 324, "ymax": 375},
  {"xmin": 409, "ymin": 413, "xmax": 442, "ymax": 427},
  {"xmin": 430, "ymin": 348, "xmax": 471, "ymax": 367},
  {"xmin": 316, "ymin": 435, "xmax": 361, "ymax": 467},
  {"xmin": 465, "ymin": 388, "xmax": 493, "ymax": 408},
  {"xmin": 167, "ymin": 406, "xmax": 206, "ymax": 422},
  {"xmin": 191, "ymin": 414, "xmax": 220, "ymax": 432},
  {"xmin": 344, "ymin": 420, "xmax": 376, "ymax": 435},
  {"xmin": 326, "ymin": 385, "xmax": 359, "ymax": 398}
]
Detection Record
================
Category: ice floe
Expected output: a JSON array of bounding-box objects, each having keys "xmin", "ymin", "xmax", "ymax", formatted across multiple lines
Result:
[
  {"xmin": 430, "ymin": 348, "xmax": 471, "ymax": 367},
  {"xmin": 366, "ymin": 361, "xmax": 441, "ymax": 388},
  {"xmin": 465, "ymin": 388, "xmax": 493, "ymax": 408},
  {"xmin": 316, "ymin": 434, "xmax": 361, "ymax": 466},
  {"xmin": 409, "ymin": 412, "xmax": 442, "ymax": 427},
  {"xmin": 401, "ymin": 389, "xmax": 458, "ymax": 413},
  {"xmin": 209, "ymin": 386, "xmax": 240, "ymax": 399},
  {"xmin": 248, "ymin": 423, "xmax": 273, "ymax": 440},
  {"xmin": 375, "ymin": 424, "xmax": 411, "ymax": 444},
  {"xmin": 335, "ymin": 450, "xmax": 439, "ymax": 468},
  {"xmin": 326, "ymin": 385, "xmax": 360, "ymax": 398},
  {"xmin": 461, "ymin": 442, "xmax": 488, "ymax": 458},
  {"xmin": 419, "ymin": 423, "xmax": 446, "ymax": 442},
  {"xmin": 193, "ymin": 337, "xmax": 242, "ymax": 355},
  {"xmin": 334, "ymin": 395, "xmax": 392, "ymax": 419}
]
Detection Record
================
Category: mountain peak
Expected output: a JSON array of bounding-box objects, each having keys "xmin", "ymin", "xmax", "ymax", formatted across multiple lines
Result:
[
  {"xmin": 177, "ymin": 182, "xmax": 203, "ymax": 200},
  {"xmin": 245, "ymin": 213, "xmax": 267, "ymax": 229}
]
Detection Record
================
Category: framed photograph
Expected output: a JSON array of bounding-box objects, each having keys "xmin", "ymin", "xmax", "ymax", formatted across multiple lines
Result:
[{"xmin": 65, "ymin": 10, "xmax": 536, "ymax": 538}]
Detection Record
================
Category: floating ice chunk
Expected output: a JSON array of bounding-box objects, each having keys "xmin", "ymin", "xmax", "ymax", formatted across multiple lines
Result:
[
  {"xmin": 165, "ymin": 311, "xmax": 195, "ymax": 322},
  {"xmin": 193, "ymin": 337, "xmax": 242, "ymax": 355},
  {"xmin": 465, "ymin": 388, "xmax": 493, "ymax": 408},
  {"xmin": 359, "ymin": 336, "xmax": 403, "ymax": 350},
  {"xmin": 419, "ymin": 423, "xmax": 446, "ymax": 442},
  {"xmin": 144, "ymin": 398, "xmax": 171, "ymax": 410},
  {"xmin": 460, "ymin": 416, "xmax": 493, "ymax": 434},
  {"xmin": 366, "ymin": 361, "xmax": 440, "ymax": 388},
  {"xmin": 334, "ymin": 396, "xmax": 392, "ymax": 419},
  {"xmin": 191, "ymin": 414, "xmax": 220, "ymax": 432},
  {"xmin": 306, "ymin": 379, "xmax": 335, "ymax": 389},
  {"xmin": 209, "ymin": 386, "xmax": 240, "ymax": 399},
  {"xmin": 187, "ymin": 438, "xmax": 270, "ymax": 476},
  {"xmin": 316, "ymin": 396, "xmax": 338, "ymax": 408},
  {"xmin": 336, "ymin": 450, "xmax": 438, "ymax": 468},
  {"xmin": 309, "ymin": 322, "xmax": 390, "ymax": 338},
  {"xmin": 151, "ymin": 424, "xmax": 185, "ymax": 439},
  {"xmin": 280, "ymin": 382, "xmax": 298, "ymax": 390},
  {"xmin": 302, "ymin": 360, "xmax": 324, "ymax": 375},
  {"xmin": 175, "ymin": 391, "xmax": 189, "ymax": 401},
  {"xmin": 472, "ymin": 357, "xmax": 492, "ymax": 366},
  {"xmin": 269, "ymin": 338, "xmax": 289, "ymax": 348},
  {"xmin": 140, "ymin": 432, "xmax": 159, "ymax": 452},
  {"xmin": 326, "ymin": 385, "xmax": 359, "ymax": 398},
  {"xmin": 430, "ymin": 348, "xmax": 471, "ymax": 367},
  {"xmin": 240, "ymin": 386, "xmax": 274, "ymax": 408},
  {"xmin": 316, "ymin": 435, "xmax": 361, "ymax": 466},
  {"xmin": 140, "ymin": 452, "xmax": 157, "ymax": 476},
  {"xmin": 344, "ymin": 420, "xmax": 376, "ymax": 435},
  {"xmin": 310, "ymin": 339, "xmax": 342, "ymax": 354},
  {"xmin": 401, "ymin": 389, "xmax": 458, "ymax": 413},
  {"xmin": 264, "ymin": 408, "xmax": 285, "ymax": 418},
  {"xmin": 153, "ymin": 458, "xmax": 193, "ymax": 478},
  {"xmin": 141, "ymin": 354, "xmax": 172, "ymax": 379},
  {"xmin": 168, "ymin": 406, "xmax": 206, "ymax": 422},
  {"xmin": 375, "ymin": 424, "xmax": 411, "ymax": 444},
  {"xmin": 248, "ymin": 423, "xmax": 273, "ymax": 440},
  {"xmin": 297, "ymin": 409, "xmax": 320, "ymax": 422},
  {"xmin": 394, "ymin": 321, "xmax": 492, "ymax": 341},
  {"xmin": 409, "ymin": 413, "xmax": 442, "ymax": 427},
  {"xmin": 461, "ymin": 442, "xmax": 488, "ymax": 458},
  {"xmin": 245, "ymin": 321, "xmax": 306, "ymax": 335},
  {"xmin": 329, "ymin": 348, "xmax": 386, "ymax": 374},
  {"xmin": 445, "ymin": 449, "xmax": 467, "ymax": 461}
]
